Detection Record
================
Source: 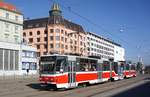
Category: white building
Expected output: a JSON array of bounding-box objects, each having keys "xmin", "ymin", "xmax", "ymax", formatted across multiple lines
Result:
[
  {"xmin": 114, "ymin": 45, "xmax": 125, "ymax": 62},
  {"xmin": 87, "ymin": 32, "xmax": 125, "ymax": 61},
  {"xmin": 21, "ymin": 45, "xmax": 38, "ymax": 75},
  {"xmin": 0, "ymin": 2, "xmax": 23, "ymax": 43},
  {"xmin": 0, "ymin": 2, "xmax": 37, "ymax": 76}
]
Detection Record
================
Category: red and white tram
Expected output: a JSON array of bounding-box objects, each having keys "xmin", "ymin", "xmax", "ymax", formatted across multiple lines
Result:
[{"xmin": 39, "ymin": 55, "xmax": 136, "ymax": 89}]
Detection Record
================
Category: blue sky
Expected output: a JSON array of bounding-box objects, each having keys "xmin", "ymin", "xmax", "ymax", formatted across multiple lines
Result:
[{"xmin": 5, "ymin": 0, "xmax": 150, "ymax": 65}]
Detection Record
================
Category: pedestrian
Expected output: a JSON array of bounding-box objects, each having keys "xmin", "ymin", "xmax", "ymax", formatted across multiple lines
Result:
[{"xmin": 26, "ymin": 69, "xmax": 29, "ymax": 76}]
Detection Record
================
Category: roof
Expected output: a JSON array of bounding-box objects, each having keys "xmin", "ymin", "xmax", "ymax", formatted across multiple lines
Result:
[
  {"xmin": 87, "ymin": 32, "xmax": 121, "ymax": 47},
  {"xmin": 23, "ymin": 16, "xmax": 85, "ymax": 32},
  {"xmin": 23, "ymin": 17, "xmax": 48, "ymax": 29},
  {"xmin": 0, "ymin": 2, "xmax": 21, "ymax": 14}
]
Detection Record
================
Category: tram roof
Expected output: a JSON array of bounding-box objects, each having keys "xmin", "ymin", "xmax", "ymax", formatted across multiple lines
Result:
[{"xmin": 40, "ymin": 54, "xmax": 104, "ymax": 61}]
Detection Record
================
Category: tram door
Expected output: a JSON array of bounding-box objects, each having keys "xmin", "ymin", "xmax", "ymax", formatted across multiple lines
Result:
[
  {"xmin": 118, "ymin": 63, "xmax": 124, "ymax": 77},
  {"xmin": 98, "ymin": 60, "xmax": 103, "ymax": 79},
  {"xmin": 68, "ymin": 61, "xmax": 76, "ymax": 88}
]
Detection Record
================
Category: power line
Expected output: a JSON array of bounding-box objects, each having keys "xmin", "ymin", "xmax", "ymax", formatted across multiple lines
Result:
[
  {"xmin": 49, "ymin": 0, "xmax": 145, "ymax": 57},
  {"xmin": 59, "ymin": 2, "xmax": 136, "ymax": 47}
]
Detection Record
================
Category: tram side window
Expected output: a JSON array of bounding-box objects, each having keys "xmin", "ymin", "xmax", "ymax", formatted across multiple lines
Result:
[
  {"xmin": 113, "ymin": 62, "xmax": 118, "ymax": 74},
  {"xmin": 80, "ymin": 63, "xmax": 89, "ymax": 71},
  {"xmin": 120, "ymin": 63, "xmax": 125, "ymax": 70},
  {"xmin": 90, "ymin": 63, "xmax": 97, "ymax": 71},
  {"xmin": 103, "ymin": 61, "xmax": 110, "ymax": 71},
  {"xmin": 56, "ymin": 59, "xmax": 67, "ymax": 73},
  {"xmin": 131, "ymin": 65, "xmax": 136, "ymax": 70},
  {"xmin": 126, "ymin": 64, "xmax": 130, "ymax": 70},
  {"xmin": 76, "ymin": 62, "xmax": 80, "ymax": 71},
  {"xmin": 98, "ymin": 63, "xmax": 102, "ymax": 71}
]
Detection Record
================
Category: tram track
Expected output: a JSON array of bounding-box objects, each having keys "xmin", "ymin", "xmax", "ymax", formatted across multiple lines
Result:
[
  {"xmin": 60, "ymin": 75, "xmax": 146, "ymax": 97},
  {"xmin": 0, "ymin": 75, "xmax": 148, "ymax": 97}
]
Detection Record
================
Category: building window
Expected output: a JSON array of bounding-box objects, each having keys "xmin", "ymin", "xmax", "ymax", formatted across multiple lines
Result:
[
  {"xmin": 65, "ymin": 45, "xmax": 68, "ymax": 49},
  {"xmin": 55, "ymin": 29, "xmax": 60, "ymax": 33},
  {"xmin": 28, "ymin": 24, "xmax": 33, "ymax": 28},
  {"xmin": 37, "ymin": 45, "xmax": 40, "ymax": 49},
  {"xmin": 43, "ymin": 52, "xmax": 47, "ymax": 55},
  {"xmin": 44, "ymin": 30, "xmax": 47, "ymax": 34},
  {"xmin": 15, "ymin": 16, "xmax": 18, "ymax": 21},
  {"xmin": 4, "ymin": 34, "xmax": 9, "ymax": 39},
  {"xmin": 65, "ymin": 38, "xmax": 67, "ymax": 42},
  {"xmin": 61, "ymin": 37, "xmax": 64, "ymax": 41},
  {"xmin": 50, "ymin": 29, "xmax": 54, "ymax": 33},
  {"xmin": 23, "ymin": 32, "xmax": 26, "ymax": 37},
  {"xmin": 37, "ymin": 52, "xmax": 40, "ymax": 57},
  {"xmin": 29, "ymin": 32, "xmax": 32, "ymax": 36},
  {"xmin": 44, "ymin": 37, "xmax": 47, "ymax": 41},
  {"xmin": 15, "ymin": 25, "xmax": 19, "ymax": 33},
  {"xmin": 61, "ymin": 30, "xmax": 64, "ymax": 34},
  {"xmin": 50, "ymin": 44, "xmax": 53, "ymax": 48},
  {"xmin": 74, "ymin": 34, "xmax": 77, "ymax": 38},
  {"xmin": 62, "ymin": 44, "xmax": 64, "ymax": 49},
  {"xmin": 15, "ymin": 25, "xmax": 18, "ymax": 31},
  {"xmin": 35, "ymin": 24, "xmax": 39, "ymax": 27},
  {"xmin": 56, "ymin": 43, "xmax": 60, "ymax": 49},
  {"xmin": 75, "ymin": 41, "xmax": 77, "ymax": 45},
  {"xmin": 5, "ymin": 23, "xmax": 9, "ymax": 32},
  {"xmin": 56, "ymin": 36, "xmax": 60, "ymax": 41},
  {"xmin": 44, "ymin": 45, "xmax": 47, "ymax": 49},
  {"xmin": 80, "ymin": 41, "xmax": 82, "ymax": 46},
  {"xmin": 6, "ymin": 13, "xmax": 9, "ymax": 19},
  {"xmin": 65, "ymin": 31, "xmax": 67, "ymax": 36},
  {"xmin": 14, "ymin": 36, "xmax": 19, "ymax": 42},
  {"xmin": 37, "ymin": 38, "xmax": 40, "ymax": 42},
  {"xmin": 37, "ymin": 31, "xmax": 40, "ymax": 35},
  {"xmin": 29, "ymin": 38, "xmax": 33, "ymax": 43},
  {"xmin": 50, "ymin": 36, "xmax": 53, "ymax": 40}
]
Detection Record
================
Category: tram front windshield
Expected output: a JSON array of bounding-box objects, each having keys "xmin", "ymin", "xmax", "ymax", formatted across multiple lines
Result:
[{"xmin": 40, "ymin": 56, "xmax": 66, "ymax": 74}]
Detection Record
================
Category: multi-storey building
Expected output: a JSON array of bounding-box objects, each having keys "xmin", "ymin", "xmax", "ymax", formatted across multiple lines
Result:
[
  {"xmin": 0, "ymin": 2, "xmax": 23, "ymax": 43},
  {"xmin": 23, "ymin": 3, "xmax": 87, "ymax": 57},
  {"xmin": 0, "ymin": 1, "xmax": 37, "ymax": 76},
  {"xmin": 114, "ymin": 45, "xmax": 125, "ymax": 62},
  {"xmin": 87, "ymin": 32, "xmax": 125, "ymax": 61},
  {"xmin": 0, "ymin": 2, "xmax": 23, "ymax": 75}
]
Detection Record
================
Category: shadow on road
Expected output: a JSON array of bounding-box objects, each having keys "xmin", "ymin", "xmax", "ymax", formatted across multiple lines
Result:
[
  {"xmin": 26, "ymin": 83, "xmax": 55, "ymax": 91},
  {"xmin": 112, "ymin": 79, "xmax": 150, "ymax": 97}
]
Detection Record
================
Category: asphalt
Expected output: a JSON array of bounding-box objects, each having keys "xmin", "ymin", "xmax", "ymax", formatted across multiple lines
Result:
[{"xmin": 112, "ymin": 80, "xmax": 150, "ymax": 97}]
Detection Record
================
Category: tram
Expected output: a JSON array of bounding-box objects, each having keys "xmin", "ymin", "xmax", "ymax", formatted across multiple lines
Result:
[
  {"xmin": 113, "ymin": 61, "xmax": 136, "ymax": 79},
  {"xmin": 39, "ymin": 54, "xmax": 136, "ymax": 89}
]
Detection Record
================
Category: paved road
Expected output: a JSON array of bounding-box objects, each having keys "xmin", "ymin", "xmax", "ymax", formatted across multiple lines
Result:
[
  {"xmin": 0, "ymin": 74, "xmax": 149, "ymax": 97},
  {"xmin": 112, "ymin": 78, "xmax": 150, "ymax": 97}
]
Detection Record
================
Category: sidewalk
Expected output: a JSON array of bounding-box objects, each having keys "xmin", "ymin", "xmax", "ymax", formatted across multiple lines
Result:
[{"xmin": 0, "ymin": 74, "xmax": 39, "ymax": 81}]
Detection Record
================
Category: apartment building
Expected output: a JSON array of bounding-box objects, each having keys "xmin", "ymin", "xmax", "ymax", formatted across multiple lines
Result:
[
  {"xmin": 0, "ymin": 1, "xmax": 38, "ymax": 76},
  {"xmin": 23, "ymin": 3, "xmax": 87, "ymax": 57},
  {"xmin": 0, "ymin": 1, "xmax": 23, "ymax": 75},
  {"xmin": 87, "ymin": 32, "xmax": 125, "ymax": 61}
]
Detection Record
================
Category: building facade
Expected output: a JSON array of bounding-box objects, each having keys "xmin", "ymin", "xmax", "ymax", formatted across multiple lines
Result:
[
  {"xmin": 0, "ymin": 2, "xmax": 23, "ymax": 43},
  {"xmin": 114, "ymin": 45, "xmax": 125, "ymax": 62},
  {"xmin": 0, "ymin": 1, "xmax": 38, "ymax": 76},
  {"xmin": 87, "ymin": 32, "xmax": 125, "ymax": 61},
  {"xmin": 0, "ymin": 2, "xmax": 23, "ymax": 76},
  {"xmin": 21, "ymin": 45, "xmax": 38, "ymax": 75},
  {"xmin": 23, "ymin": 3, "xmax": 87, "ymax": 57}
]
